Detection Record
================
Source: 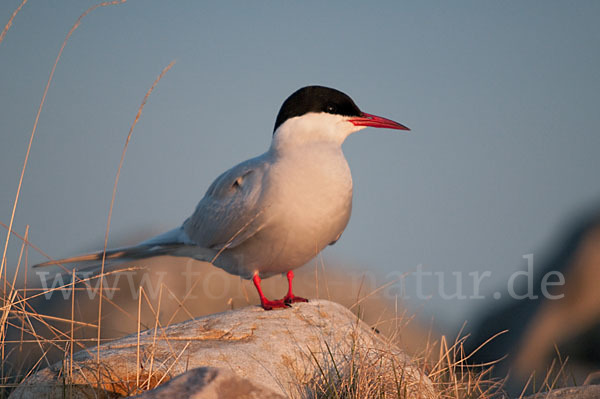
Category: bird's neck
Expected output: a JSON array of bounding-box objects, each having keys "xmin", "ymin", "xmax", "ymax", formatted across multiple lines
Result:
[{"xmin": 269, "ymin": 113, "xmax": 362, "ymax": 155}]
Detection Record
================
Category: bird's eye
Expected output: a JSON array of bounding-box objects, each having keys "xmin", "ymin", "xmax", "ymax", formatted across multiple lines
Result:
[{"xmin": 326, "ymin": 104, "xmax": 337, "ymax": 113}]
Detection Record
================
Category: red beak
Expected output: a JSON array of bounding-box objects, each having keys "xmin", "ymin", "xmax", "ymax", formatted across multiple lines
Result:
[{"xmin": 348, "ymin": 112, "xmax": 410, "ymax": 131}]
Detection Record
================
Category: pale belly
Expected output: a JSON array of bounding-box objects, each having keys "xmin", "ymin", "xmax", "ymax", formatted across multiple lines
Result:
[{"xmin": 217, "ymin": 148, "xmax": 353, "ymax": 278}]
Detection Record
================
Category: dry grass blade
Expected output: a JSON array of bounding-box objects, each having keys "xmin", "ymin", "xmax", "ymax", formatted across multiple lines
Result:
[
  {"xmin": 348, "ymin": 276, "xmax": 403, "ymax": 311},
  {"xmin": 162, "ymin": 284, "xmax": 194, "ymax": 322},
  {"xmin": 69, "ymin": 268, "xmax": 75, "ymax": 387},
  {"xmin": 136, "ymin": 286, "xmax": 143, "ymax": 393},
  {"xmin": 153, "ymin": 341, "xmax": 190, "ymax": 387},
  {"xmin": 0, "ymin": 291, "xmax": 18, "ymax": 345},
  {"xmin": 5, "ymin": 226, "xmax": 28, "ymax": 302},
  {"xmin": 145, "ymin": 285, "xmax": 163, "ymax": 389},
  {"xmin": 8, "ymin": 310, "xmax": 97, "ymax": 329},
  {"xmin": 0, "ymin": 0, "xmax": 27, "ymax": 46},
  {"xmin": 1, "ymin": 225, "xmax": 28, "ymax": 385},
  {"xmin": 96, "ymin": 59, "xmax": 176, "ymax": 380},
  {"xmin": 309, "ymin": 347, "xmax": 341, "ymax": 399},
  {"xmin": 0, "ymin": 0, "xmax": 126, "ymax": 308}
]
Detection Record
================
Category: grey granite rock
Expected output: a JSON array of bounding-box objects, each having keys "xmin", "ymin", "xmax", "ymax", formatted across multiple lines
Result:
[
  {"xmin": 522, "ymin": 385, "xmax": 600, "ymax": 399},
  {"xmin": 132, "ymin": 367, "xmax": 285, "ymax": 399}
]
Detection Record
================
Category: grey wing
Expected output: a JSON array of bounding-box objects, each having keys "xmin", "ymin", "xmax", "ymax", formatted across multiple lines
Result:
[{"xmin": 183, "ymin": 156, "xmax": 270, "ymax": 250}]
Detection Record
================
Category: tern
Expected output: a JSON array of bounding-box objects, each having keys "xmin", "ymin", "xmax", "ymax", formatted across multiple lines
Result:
[{"xmin": 36, "ymin": 86, "xmax": 409, "ymax": 310}]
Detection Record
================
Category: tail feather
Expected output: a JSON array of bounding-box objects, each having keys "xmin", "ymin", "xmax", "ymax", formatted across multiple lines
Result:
[
  {"xmin": 33, "ymin": 244, "xmax": 180, "ymax": 268},
  {"xmin": 34, "ymin": 227, "xmax": 189, "ymax": 268},
  {"xmin": 33, "ymin": 227, "xmax": 217, "ymax": 271},
  {"xmin": 138, "ymin": 226, "xmax": 195, "ymax": 246}
]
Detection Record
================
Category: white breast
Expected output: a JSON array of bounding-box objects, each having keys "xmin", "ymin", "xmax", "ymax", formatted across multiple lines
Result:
[{"xmin": 225, "ymin": 144, "xmax": 353, "ymax": 277}]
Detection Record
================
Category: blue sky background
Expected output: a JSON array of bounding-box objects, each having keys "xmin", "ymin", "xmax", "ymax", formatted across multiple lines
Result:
[{"xmin": 1, "ymin": 1, "xmax": 599, "ymax": 330}]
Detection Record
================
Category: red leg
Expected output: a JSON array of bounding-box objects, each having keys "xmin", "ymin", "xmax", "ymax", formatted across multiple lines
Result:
[
  {"xmin": 283, "ymin": 270, "xmax": 308, "ymax": 304},
  {"xmin": 252, "ymin": 273, "xmax": 288, "ymax": 310}
]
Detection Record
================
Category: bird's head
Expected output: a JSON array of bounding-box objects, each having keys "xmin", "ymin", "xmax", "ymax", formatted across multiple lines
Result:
[{"xmin": 272, "ymin": 85, "xmax": 409, "ymax": 149}]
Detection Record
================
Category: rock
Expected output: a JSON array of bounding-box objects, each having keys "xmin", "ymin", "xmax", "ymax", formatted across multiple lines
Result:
[
  {"xmin": 10, "ymin": 300, "xmax": 435, "ymax": 398},
  {"xmin": 132, "ymin": 367, "xmax": 285, "ymax": 399},
  {"xmin": 466, "ymin": 210, "xmax": 600, "ymax": 396},
  {"xmin": 522, "ymin": 385, "xmax": 600, "ymax": 399}
]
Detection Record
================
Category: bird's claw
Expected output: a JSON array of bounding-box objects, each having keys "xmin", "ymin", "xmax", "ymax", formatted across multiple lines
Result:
[
  {"xmin": 260, "ymin": 299, "xmax": 290, "ymax": 310},
  {"xmin": 283, "ymin": 295, "xmax": 309, "ymax": 305}
]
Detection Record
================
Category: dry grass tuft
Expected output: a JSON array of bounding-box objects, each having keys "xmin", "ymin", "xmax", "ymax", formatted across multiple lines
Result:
[{"xmin": 303, "ymin": 307, "xmax": 506, "ymax": 399}]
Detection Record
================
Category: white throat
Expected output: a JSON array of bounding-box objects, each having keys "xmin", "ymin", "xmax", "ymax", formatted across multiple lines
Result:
[{"xmin": 270, "ymin": 112, "xmax": 366, "ymax": 153}]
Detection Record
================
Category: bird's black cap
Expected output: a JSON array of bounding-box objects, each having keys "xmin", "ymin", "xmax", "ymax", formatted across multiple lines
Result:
[{"xmin": 273, "ymin": 86, "xmax": 362, "ymax": 133}]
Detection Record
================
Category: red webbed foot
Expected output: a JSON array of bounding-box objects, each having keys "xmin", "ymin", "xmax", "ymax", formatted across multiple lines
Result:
[
  {"xmin": 283, "ymin": 294, "xmax": 308, "ymax": 305},
  {"xmin": 252, "ymin": 270, "xmax": 309, "ymax": 310},
  {"xmin": 260, "ymin": 298, "xmax": 290, "ymax": 311},
  {"xmin": 253, "ymin": 273, "xmax": 291, "ymax": 311},
  {"xmin": 282, "ymin": 270, "xmax": 309, "ymax": 305}
]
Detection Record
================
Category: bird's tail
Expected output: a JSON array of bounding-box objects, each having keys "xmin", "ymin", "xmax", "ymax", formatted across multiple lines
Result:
[
  {"xmin": 33, "ymin": 227, "xmax": 218, "ymax": 273},
  {"xmin": 33, "ymin": 244, "xmax": 178, "ymax": 268}
]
